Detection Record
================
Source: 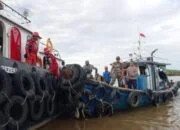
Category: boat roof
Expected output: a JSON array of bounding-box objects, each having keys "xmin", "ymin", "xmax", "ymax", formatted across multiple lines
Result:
[
  {"xmin": 0, "ymin": 14, "xmax": 32, "ymax": 34},
  {"xmin": 124, "ymin": 60, "xmax": 170, "ymax": 66}
]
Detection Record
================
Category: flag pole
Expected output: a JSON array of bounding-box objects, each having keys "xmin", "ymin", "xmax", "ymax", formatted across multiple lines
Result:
[{"xmin": 138, "ymin": 34, "xmax": 142, "ymax": 59}]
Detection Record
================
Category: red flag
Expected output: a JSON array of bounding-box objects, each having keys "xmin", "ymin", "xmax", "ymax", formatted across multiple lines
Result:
[{"xmin": 140, "ymin": 33, "xmax": 146, "ymax": 38}]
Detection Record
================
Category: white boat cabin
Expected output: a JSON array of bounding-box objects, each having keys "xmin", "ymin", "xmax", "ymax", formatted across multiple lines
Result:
[{"xmin": 0, "ymin": 14, "xmax": 62, "ymax": 67}]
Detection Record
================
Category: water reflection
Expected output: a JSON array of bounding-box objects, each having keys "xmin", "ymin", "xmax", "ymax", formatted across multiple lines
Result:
[{"xmin": 39, "ymin": 95, "xmax": 180, "ymax": 130}]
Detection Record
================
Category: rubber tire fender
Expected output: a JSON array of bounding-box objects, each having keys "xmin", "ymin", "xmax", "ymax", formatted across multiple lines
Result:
[
  {"xmin": 62, "ymin": 66, "xmax": 86, "ymax": 95},
  {"xmin": 0, "ymin": 68, "xmax": 12, "ymax": 104},
  {"xmin": 31, "ymin": 72, "xmax": 49, "ymax": 97},
  {"xmin": 62, "ymin": 64, "xmax": 81, "ymax": 86},
  {"xmin": 46, "ymin": 96, "xmax": 55, "ymax": 117},
  {"xmin": 65, "ymin": 64, "xmax": 81, "ymax": 84},
  {"xmin": 13, "ymin": 70, "xmax": 35, "ymax": 98},
  {"xmin": 0, "ymin": 110, "xmax": 8, "ymax": 128},
  {"xmin": 45, "ymin": 73, "xmax": 56, "ymax": 95},
  {"xmin": 28, "ymin": 95, "xmax": 44, "ymax": 121},
  {"xmin": 4, "ymin": 96, "xmax": 28, "ymax": 126},
  {"xmin": 128, "ymin": 91, "xmax": 141, "ymax": 108}
]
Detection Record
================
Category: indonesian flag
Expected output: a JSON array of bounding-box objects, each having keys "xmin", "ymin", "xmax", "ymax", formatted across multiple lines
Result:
[{"xmin": 140, "ymin": 33, "xmax": 146, "ymax": 38}]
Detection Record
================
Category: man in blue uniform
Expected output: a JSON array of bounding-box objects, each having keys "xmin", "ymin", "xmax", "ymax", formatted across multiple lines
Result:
[{"xmin": 103, "ymin": 66, "xmax": 111, "ymax": 84}]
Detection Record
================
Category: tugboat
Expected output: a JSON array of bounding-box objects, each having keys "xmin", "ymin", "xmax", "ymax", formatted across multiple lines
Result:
[
  {"xmin": 79, "ymin": 50, "xmax": 180, "ymax": 117},
  {"xmin": 0, "ymin": 1, "xmax": 86, "ymax": 130},
  {"xmin": 0, "ymin": 0, "xmax": 180, "ymax": 129}
]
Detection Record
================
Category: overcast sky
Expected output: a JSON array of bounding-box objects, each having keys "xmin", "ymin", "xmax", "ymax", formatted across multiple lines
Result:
[{"xmin": 5, "ymin": 0, "xmax": 180, "ymax": 73}]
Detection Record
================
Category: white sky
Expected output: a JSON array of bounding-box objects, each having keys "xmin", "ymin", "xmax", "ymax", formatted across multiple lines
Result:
[{"xmin": 4, "ymin": 0, "xmax": 180, "ymax": 73}]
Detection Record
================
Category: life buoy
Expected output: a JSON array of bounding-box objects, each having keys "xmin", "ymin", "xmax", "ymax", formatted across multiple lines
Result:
[
  {"xmin": 36, "ymin": 56, "xmax": 43, "ymax": 67},
  {"xmin": 128, "ymin": 91, "xmax": 141, "ymax": 108}
]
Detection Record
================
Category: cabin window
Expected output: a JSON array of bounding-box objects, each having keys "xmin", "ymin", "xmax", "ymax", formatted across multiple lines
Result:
[
  {"xmin": 139, "ymin": 65, "xmax": 148, "ymax": 75},
  {"xmin": 0, "ymin": 23, "xmax": 3, "ymax": 56}
]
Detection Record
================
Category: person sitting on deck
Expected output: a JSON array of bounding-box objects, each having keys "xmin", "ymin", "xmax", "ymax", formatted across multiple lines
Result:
[
  {"xmin": 127, "ymin": 62, "xmax": 138, "ymax": 89},
  {"xmin": 83, "ymin": 60, "xmax": 98, "ymax": 79},
  {"xmin": 103, "ymin": 66, "xmax": 111, "ymax": 84}
]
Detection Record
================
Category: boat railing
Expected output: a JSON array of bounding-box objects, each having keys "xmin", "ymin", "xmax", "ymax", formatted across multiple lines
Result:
[{"xmin": 86, "ymin": 79, "xmax": 146, "ymax": 94}]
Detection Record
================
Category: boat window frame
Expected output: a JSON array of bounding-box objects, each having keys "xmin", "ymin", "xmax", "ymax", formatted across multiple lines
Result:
[{"xmin": 0, "ymin": 21, "xmax": 5, "ymax": 57}]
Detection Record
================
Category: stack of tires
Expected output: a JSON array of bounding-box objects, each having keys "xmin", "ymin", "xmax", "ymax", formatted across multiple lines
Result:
[
  {"xmin": 58, "ymin": 64, "xmax": 86, "ymax": 116},
  {"xmin": 0, "ymin": 67, "xmax": 60, "ymax": 130}
]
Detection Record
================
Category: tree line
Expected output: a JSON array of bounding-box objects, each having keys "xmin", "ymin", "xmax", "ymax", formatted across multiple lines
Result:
[{"xmin": 166, "ymin": 69, "xmax": 180, "ymax": 76}]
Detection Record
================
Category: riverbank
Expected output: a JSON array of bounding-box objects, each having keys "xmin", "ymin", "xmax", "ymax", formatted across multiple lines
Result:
[{"xmin": 167, "ymin": 70, "xmax": 180, "ymax": 76}]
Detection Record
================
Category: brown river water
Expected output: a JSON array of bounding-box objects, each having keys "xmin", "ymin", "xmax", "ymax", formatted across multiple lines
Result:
[{"xmin": 39, "ymin": 76, "xmax": 180, "ymax": 130}]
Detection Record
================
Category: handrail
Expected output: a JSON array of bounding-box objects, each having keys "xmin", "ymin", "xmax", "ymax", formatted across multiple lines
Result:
[{"xmin": 0, "ymin": 1, "xmax": 31, "ymax": 23}]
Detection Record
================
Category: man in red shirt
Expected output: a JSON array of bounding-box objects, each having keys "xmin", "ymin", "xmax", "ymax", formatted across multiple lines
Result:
[{"xmin": 24, "ymin": 32, "xmax": 41, "ymax": 65}]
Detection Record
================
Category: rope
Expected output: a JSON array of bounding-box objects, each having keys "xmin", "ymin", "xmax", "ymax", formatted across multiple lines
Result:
[
  {"xmin": 21, "ymin": 95, "xmax": 28, "ymax": 105},
  {"xmin": 40, "ymin": 93, "xmax": 45, "ymax": 103},
  {"xmin": 0, "ymin": 118, "xmax": 10, "ymax": 128},
  {"xmin": 52, "ymin": 91, "xmax": 56, "ymax": 101},
  {"xmin": 171, "ymin": 90, "xmax": 175, "ymax": 98},
  {"xmin": 1, "ymin": 92, "xmax": 11, "ymax": 103},
  {"xmin": 16, "ymin": 121, "xmax": 19, "ymax": 130},
  {"xmin": 68, "ymin": 80, "xmax": 81, "ymax": 98}
]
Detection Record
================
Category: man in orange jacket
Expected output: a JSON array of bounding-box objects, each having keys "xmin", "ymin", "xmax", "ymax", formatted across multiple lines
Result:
[
  {"xmin": 24, "ymin": 32, "xmax": 40, "ymax": 65},
  {"xmin": 44, "ymin": 48, "xmax": 59, "ymax": 79}
]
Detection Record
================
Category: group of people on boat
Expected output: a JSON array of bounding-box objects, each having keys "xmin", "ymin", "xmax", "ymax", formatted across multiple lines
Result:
[
  {"xmin": 83, "ymin": 56, "xmax": 139, "ymax": 89},
  {"xmin": 24, "ymin": 32, "xmax": 59, "ymax": 79}
]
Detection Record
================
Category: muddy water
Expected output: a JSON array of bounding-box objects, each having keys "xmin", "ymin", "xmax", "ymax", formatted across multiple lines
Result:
[{"xmin": 39, "ymin": 77, "xmax": 180, "ymax": 130}]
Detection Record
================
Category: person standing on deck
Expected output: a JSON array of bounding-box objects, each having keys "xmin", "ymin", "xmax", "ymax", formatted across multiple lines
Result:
[
  {"xmin": 110, "ymin": 56, "xmax": 122, "ymax": 87},
  {"xmin": 24, "ymin": 32, "xmax": 41, "ymax": 65},
  {"xmin": 44, "ymin": 48, "xmax": 59, "ymax": 79},
  {"xmin": 83, "ymin": 60, "xmax": 98, "ymax": 79},
  {"xmin": 127, "ymin": 62, "xmax": 138, "ymax": 89},
  {"xmin": 103, "ymin": 66, "xmax": 111, "ymax": 84}
]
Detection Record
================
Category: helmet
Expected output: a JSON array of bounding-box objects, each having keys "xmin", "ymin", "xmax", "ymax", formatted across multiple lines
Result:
[
  {"xmin": 32, "ymin": 32, "xmax": 40, "ymax": 38},
  {"xmin": 116, "ymin": 56, "xmax": 120, "ymax": 61}
]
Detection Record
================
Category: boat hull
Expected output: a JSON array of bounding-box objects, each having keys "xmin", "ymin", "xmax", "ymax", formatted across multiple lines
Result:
[{"xmin": 81, "ymin": 80, "xmax": 179, "ymax": 117}]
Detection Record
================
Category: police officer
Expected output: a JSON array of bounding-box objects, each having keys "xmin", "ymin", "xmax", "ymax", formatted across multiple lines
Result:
[
  {"xmin": 83, "ymin": 60, "xmax": 98, "ymax": 79},
  {"xmin": 110, "ymin": 56, "xmax": 122, "ymax": 87}
]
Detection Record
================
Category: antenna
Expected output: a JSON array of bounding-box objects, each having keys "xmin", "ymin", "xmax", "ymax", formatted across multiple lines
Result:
[
  {"xmin": 23, "ymin": 8, "xmax": 29, "ymax": 18},
  {"xmin": 0, "ymin": 1, "xmax": 31, "ymax": 23},
  {"xmin": 151, "ymin": 49, "xmax": 158, "ymax": 61}
]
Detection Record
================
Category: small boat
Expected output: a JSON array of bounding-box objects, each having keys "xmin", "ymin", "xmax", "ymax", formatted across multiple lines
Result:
[{"xmin": 78, "ymin": 52, "xmax": 180, "ymax": 117}]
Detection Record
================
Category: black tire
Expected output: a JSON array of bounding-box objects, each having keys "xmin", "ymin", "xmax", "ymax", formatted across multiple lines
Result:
[
  {"xmin": 4, "ymin": 96, "xmax": 28, "ymax": 126},
  {"xmin": 128, "ymin": 91, "xmax": 141, "ymax": 108},
  {"xmin": 13, "ymin": 70, "xmax": 35, "ymax": 98},
  {"xmin": 45, "ymin": 73, "xmax": 57, "ymax": 95},
  {"xmin": 29, "ymin": 95, "xmax": 44, "ymax": 121},
  {"xmin": 0, "ymin": 68, "xmax": 12, "ymax": 104},
  {"xmin": 0, "ymin": 110, "xmax": 8, "ymax": 128},
  {"xmin": 64, "ymin": 64, "xmax": 81, "ymax": 84},
  {"xmin": 31, "ymin": 72, "xmax": 49, "ymax": 97},
  {"xmin": 46, "ymin": 96, "xmax": 55, "ymax": 117},
  {"xmin": 62, "ymin": 66, "xmax": 85, "ymax": 94}
]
